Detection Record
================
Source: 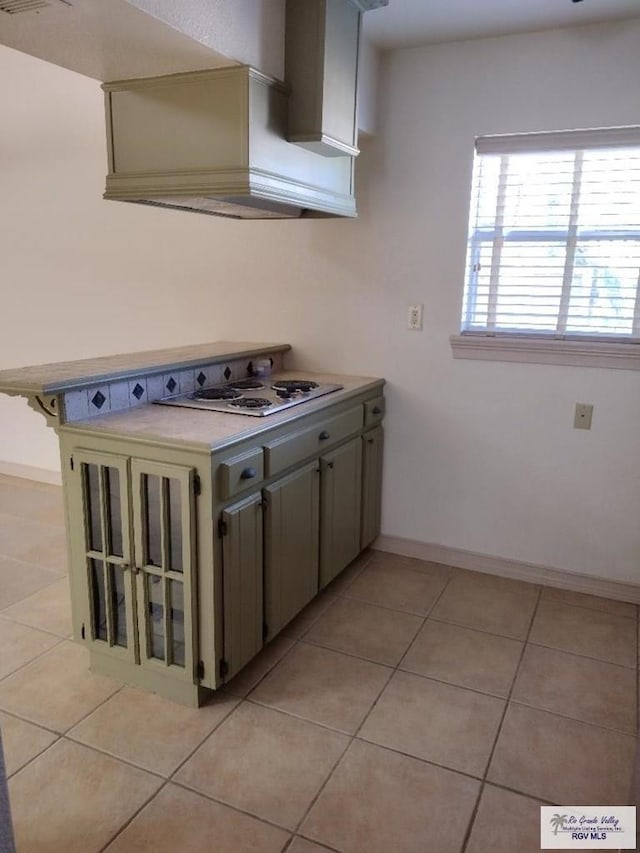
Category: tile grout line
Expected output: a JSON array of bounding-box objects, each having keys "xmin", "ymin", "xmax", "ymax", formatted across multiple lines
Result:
[
  {"xmin": 4, "ymin": 536, "xmax": 638, "ymax": 851},
  {"xmin": 459, "ymin": 585, "xmax": 543, "ymax": 853},
  {"xmin": 287, "ymin": 565, "xmax": 458, "ymax": 843},
  {"xmin": 168, "ymin": 776, "xmax": 296, "ymax": 835},
  {"xmin": 4, "ymin": 682, "xmax": 127, "ymax": 785},
  {"xmin": 95, "ymin": 692, "xmax": 243, "ymax": 853},
  {"xmin": 105, "ymin": 555, "xmax": 369, "ymax": 852},
  {"xmin": 0, "ymin": 569, "xmax": 69, "ymax": 613},
  {"xmin": 524, "ymin": 638, "xmax": 637, "ymax": 671},
  {"xmin": 0, "ymin": 613, "xmax": 71, "ymax": 643},
  {"xmin": 505, "ymin": 698, "xmax": 637, "ymax": 739},
  {"xmin": 426, "ymin": 614, "xmax": 638, "ymax": 667},
  {"xmin": 277, "ymin": 637, "xmax": 640, "ymax": 740},
  {"xmin": 97, "ymin": 782, "xmax": 167, "ymax": 853},
  {"xmin": 0, "ymin": 635, "xmax": 66, "ymax": 685},
  {"xmin": 223, "ymin": 637, "xmax": 301, "ymax": 700}
]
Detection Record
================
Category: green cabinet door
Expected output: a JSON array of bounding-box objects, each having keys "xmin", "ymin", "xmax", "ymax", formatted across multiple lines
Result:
[
  {"xmin": 361, "ymin": 426, "xmax": 384, "ymax": 549},
  {"xmin": 131, "ymin": 459, "xmax": 198, "ymax": 683},
  {"xmin": 320, "ymin": 437, "xmax": 363, "ymax": 589},
  {"xmin": 70, "ymin": 450, "xmax": 136, "ymax": 663},
  {"xmin": 264, "ymin": 461, "xmax": 320, "ymax": 639},
  {"xmin": 221, "ymin": 493, "xmax": 264, "ymax": 680}
]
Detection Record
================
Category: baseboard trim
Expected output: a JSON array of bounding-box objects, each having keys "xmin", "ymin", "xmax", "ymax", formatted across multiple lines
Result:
[
  {"xmin": 373, "ymin": 534, "xmax": 640, "ymax": 605},
  {"xmin": 0, "ymin": 460, "xmax": 62, "ymax": 487}
]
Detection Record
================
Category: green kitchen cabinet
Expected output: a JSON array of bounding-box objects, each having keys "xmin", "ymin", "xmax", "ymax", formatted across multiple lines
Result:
[
  {"xmin": 66, "ymin": 448, "xmax": 201, "ymax": 704},
  {"xmin": 0, "ymin": 341, "xmax": 385, "ymax": 707},
  {"xmin": 361, "ymin": 426, "xmax": 384, "ymax": 548},
  {"xmin": 221, "ymin": 493, "xmax": 264, "ymax": 679},
  {"xmin": 69, "ymin": 450, "xmax": 136, "ymax": 662},
  {"xmin": 263, "ymin": 461, "xmax": 320, "ymax": 639},
  {"xmin": 319, "ymin": 436, "xmax": 363, "ymax": 588}
]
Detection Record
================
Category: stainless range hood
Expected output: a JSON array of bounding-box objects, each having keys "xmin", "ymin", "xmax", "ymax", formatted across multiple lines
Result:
[
  {"xmin": 102, "ymin": 0, "xmax": 388, "ymax": 220},
  {"xmin": 102, "ymin": 65, "xmax": 357, "ymax": 220}
]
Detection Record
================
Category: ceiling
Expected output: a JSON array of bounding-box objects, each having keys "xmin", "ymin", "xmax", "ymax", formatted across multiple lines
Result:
[
  {"xmin": 362, "ymin": 0, "xmax": 640, "ymax": 49},
  {"xmin": 1, "ymin": 0, "xmax": 638, "ymax": 84}
]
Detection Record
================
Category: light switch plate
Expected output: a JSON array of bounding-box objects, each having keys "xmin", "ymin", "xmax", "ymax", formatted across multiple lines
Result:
[{"xmin": 574, "ymin": 402, "xmax": 593, "ymax": 430}]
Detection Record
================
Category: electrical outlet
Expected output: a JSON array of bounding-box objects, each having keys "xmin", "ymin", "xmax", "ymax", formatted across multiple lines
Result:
[
  {"xmin": 574, "ymin": 403, "xmax": 593, "ymax": 430},
  {"xmin": 408, "ymin": 304, "xmax": 423, "ymax": 331}
]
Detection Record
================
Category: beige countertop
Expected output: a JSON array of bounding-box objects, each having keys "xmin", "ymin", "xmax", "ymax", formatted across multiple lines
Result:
[
  {"xmin": 0, "ymin": 341, "xmax": 290, "ymax": 396},
  {"xmin": 60, "ymin": 371, "xmax": 385, "ymax": 452}
]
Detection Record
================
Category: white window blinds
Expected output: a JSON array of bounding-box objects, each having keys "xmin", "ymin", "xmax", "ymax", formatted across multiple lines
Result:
[{"xmin": 461, "ymin": 127, "xmax": 640, "ymax": 341}]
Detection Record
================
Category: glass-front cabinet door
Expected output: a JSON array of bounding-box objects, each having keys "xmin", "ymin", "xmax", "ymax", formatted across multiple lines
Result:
[
  {"xmin": 131, "ymin": 460, "xmax": 197, "ymax": 682},
  {"xmin": 75, "ymin": 451, "xmax": 135, "ymax": 662}
]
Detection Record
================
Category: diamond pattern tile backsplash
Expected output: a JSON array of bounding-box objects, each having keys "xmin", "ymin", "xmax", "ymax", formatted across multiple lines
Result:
[
  {"xmin": 90, "ymin": 390, "xmax": 106, "ymax": 410},
  {"xmin": 61, "ymin": 351, "xmax": 286, "ymax": 422}
]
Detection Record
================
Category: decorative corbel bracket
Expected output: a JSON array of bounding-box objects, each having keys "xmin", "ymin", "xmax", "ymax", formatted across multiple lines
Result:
[{"xmin": 25, "ymin": 394, "xmax": 61, "ymax": 429}]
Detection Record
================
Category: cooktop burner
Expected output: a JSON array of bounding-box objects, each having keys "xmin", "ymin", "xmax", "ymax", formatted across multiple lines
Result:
[
  {"xmin": 272, "ymin": 380, "xmax": 319, "ymax": 393},
  {"xmin": 229, "ymin": 397, "xmax": 273, "ymax": 410},
  {"xmin": 229, "ymin": 379, "xmax": 265, "ymax": 391},
  {"xmin": 193, "ymin": 387, "xmax": 242, "ymax": 400},
  {"xmin": 156, "ymin": 374, "xmax": 343, "ymax": 417}
]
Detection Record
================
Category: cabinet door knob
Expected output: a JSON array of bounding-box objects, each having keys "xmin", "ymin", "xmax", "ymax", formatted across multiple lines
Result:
[
  {"xmin": 319, "ymin": 430, "xmax": 330, "ymax": 440},
  {"xmin": 327, "ymin": 461, "xmax": 334, "ymax": 470},
  {"xmin": 240, "ymin": 467, "xmax": 257, "ymax": 480},
  {"xmin": 372, "ymin": 406, "xmax": 382, "ymax": 415},
  {"xmin": 367, "ymin": 438, "xmax": 375, "ymax": 444}
]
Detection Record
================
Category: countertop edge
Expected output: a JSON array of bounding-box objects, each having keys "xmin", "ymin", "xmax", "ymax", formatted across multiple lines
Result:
[{"xmin": 0, "ymin": 342, "xmax": 292, "ymax": 396}]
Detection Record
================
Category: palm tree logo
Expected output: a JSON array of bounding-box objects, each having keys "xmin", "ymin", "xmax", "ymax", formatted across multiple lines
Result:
[{"xmin": 550, "ymin": 814, "xmax": 568, "ymax": 835}]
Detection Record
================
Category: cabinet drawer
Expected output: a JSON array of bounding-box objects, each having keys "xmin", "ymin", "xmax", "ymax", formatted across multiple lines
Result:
[
  {"xmin": 364, "ymin": 396, "xmax": 385, "ymax": 428},
  {"xmin": 218, "ymin": 448, "xmax": 264, "ymax": 499},
  {"xmin": 264, "ymin": 405, "xmax": 363, "ymax": 476}
]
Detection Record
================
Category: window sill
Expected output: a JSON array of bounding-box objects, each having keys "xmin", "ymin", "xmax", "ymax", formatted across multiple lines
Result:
[{"xmin": 450, "ymin": 335, "xmax": 640, "ymax": 370}]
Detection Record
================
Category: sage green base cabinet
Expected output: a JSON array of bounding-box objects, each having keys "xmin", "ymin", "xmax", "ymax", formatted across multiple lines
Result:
[
  {"xmin": 264, "ymin": 461, "xmax": 320, "ymax": 641},
  {"xmin": 361, "ymin": 425, "xmax": 384, "ymax": 549},
  {"xmin": 319, "ymin": 437, "xmax": 363, "ymax": 588},
  {"xmin": 221, "ymin": 494, "xmax": 264, "ymax": 678},
  {"xmin": 60, "ymin": 388, "xmax": 385, "ymax": 706}
]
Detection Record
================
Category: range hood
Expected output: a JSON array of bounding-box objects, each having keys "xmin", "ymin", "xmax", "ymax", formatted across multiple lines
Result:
[
  {"xmin": 103, "ymin": 65, "xmax": 357, "ymax": 220},
  {"xmin": 102, "ymin": 0, "xmax": 388, "ymax": 220}
]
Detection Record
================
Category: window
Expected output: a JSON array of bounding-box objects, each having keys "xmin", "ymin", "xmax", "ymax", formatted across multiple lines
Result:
[{"xmin": 453, "ymin": 127, "xmax": 640, "ymax": 368}]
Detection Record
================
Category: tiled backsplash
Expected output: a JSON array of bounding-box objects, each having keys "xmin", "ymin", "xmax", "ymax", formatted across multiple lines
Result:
[{"xmin": 62, "ymin": 351, "xmax": 284, "ymax": 422}]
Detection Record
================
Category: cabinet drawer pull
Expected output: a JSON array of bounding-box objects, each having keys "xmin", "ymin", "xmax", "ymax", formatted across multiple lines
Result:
[
  {"xmin": 319, "ymin": 430, "xmax": 330, "ymax": 441},
  {"xmin": 372, "ymin": 406, "xmax": 382, "ymax": 415},
  {"xmin": 367, "ymin": 438, "xmax": 375, "ymax": 444},
  {"xmin": 240, "ymin": 467, "xmax": 257, "ymax": 480}
]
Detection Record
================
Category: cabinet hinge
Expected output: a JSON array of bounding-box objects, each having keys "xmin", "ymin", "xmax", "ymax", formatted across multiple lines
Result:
[
  {"xmin": 196, "ymin": 660, "xmax": 205, "ymax": 680},
  {"xmin": 218, "ymin": 518, "xmax": 228, "ymax": 537},
  {"xmin": 70, "ymin": 456, "xmax": 74, "ymax": 471},
  {"xmin": 193, "ymin": 474, "xmax": 201, "ymax": 496},
  {"xmin": 219, "ymin": 659, "xmax": 229, "ymax": 678},
  {"xmin": 81, "ymin": 623, "xmax": 85, "ymax": 640},
  {"xmin": 262, "ymin": 622, "xmax": 269, "ymax": 640}
]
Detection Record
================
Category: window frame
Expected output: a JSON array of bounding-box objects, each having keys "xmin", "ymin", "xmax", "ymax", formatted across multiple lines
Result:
[{"xmin": 452, "ymin": 126, "xmax": 640, "ymax": 369}]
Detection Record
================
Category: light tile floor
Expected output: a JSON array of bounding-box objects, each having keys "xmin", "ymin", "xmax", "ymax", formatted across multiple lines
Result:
[{"xmin": 0, "ymin": 473, "xmax": 638, "ymax": 853}]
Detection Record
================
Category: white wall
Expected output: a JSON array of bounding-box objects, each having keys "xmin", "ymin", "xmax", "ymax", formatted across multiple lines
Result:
[
  {"xmin": 1, "ymin": 19, "xmax": 639, "ymax": 583},
  {"xmin": 127, "ymin": 0, "xmax": 286, "ymax": 79}
]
